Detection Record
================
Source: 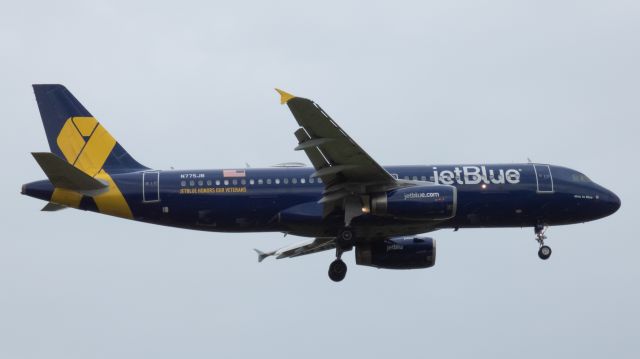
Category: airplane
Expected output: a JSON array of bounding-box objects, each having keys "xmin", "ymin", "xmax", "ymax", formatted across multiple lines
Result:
[{"xmin": 22, "ymin": 85, "xmax": 621, "ymax": 282}]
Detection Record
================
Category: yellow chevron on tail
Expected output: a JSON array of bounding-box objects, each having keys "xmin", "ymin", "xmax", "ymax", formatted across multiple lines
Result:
[
  {"xmin": 49, "ymin": 117, "xmax": 133, "ymax": 219},
  {"xmin": 57, "ymin": 117, "xmax": 116, "ymax": 177}
]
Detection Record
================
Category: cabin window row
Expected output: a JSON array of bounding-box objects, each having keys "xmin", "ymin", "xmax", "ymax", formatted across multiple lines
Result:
[
  {"xmin": 179, "ymin": 175, "xmax": 437, "ymax": 188},
  {"xmin": 395, "ymin": 175, "xmax": 434, "ymax": 181},
  {"xmin": 180, "ymin": 177, "xmax": 323, "ymax": 187}
]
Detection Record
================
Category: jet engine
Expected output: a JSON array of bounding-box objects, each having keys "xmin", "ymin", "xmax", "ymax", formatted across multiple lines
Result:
[
  {"xmin": 370, "ymin": 185, "xmax": 456, "ymax": 220},
  {"xmin": 355, "ymin": 236, "xmax": 436, "ymax": 269}
]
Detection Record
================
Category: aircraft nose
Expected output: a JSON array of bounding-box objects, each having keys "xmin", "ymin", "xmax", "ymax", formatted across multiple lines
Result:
[{"xmin": 602, "ymin": 189, "xmax": 621, "ymax": 215}]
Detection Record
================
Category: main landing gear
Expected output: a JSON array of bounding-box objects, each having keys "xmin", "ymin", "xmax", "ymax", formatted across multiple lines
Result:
[
  {"xmin": 328, "ymin": 257, "xmax": 347, "ymax": 282},
  {"xmin": 535, "ymin": 224, "xmax": 552, "ymax": 260},
  {"xmin": 328, "ymin": 227, "xmax": 355, "ymax": 282}
]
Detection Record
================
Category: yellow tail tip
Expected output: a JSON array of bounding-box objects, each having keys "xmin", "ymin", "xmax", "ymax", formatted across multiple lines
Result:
[{"xmin": 275, "ymin": 88, "xmax": 296, "ymax": 105}]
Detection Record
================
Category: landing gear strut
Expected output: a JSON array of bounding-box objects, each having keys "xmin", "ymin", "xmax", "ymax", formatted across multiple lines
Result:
[
  {"xmin": 535, "ymin": 224, "xmax": 552, "ymax": 260},
  {"xmin": 328, "ymin": 228, "xmax": 354, "ymax": 282},
  {"xmin": 337, "ymin": 227, "xmax": 354, "ymax": 249}
]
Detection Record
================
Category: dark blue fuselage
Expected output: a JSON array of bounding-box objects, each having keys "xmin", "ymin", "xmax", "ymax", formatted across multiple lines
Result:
[{"xmin": 23, "ymin": 163, "xmax": 620, "ymax": 239}]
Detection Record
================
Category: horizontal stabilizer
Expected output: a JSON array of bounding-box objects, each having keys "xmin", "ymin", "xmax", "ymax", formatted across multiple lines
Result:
[
  {"xmin": 41, "ymin": 202, "xmax": 68, "ymax": 211},
  {"xmin": 32, "ymin": 152, "xmax": 108, "ymax": 193}
]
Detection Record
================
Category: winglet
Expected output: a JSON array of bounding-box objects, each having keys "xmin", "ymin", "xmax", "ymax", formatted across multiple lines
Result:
[
  {"xmin": 254, "ymin": 248, "xmax": 276, "ymax": 262},
  {"xmin": 275, "ymin": 88, "xmax": 295, "ymax": 105}
]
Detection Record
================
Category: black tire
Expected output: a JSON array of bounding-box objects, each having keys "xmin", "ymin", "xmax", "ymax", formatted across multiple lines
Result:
[
  {"xmin": 538, "ymin": 245, "xmax": 552, "ymax": 260},
  {"xmin": 328, "ymin": 259, "xmax": 347, "ymax": 282}
]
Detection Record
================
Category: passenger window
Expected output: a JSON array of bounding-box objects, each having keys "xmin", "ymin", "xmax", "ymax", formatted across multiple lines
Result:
[
  {"xmin": 198, "ymin": 180, "xmax": 203, "ymax": 186},
  {"xmin": 412, "ymin": 176, "xmax": 418, "ymax": 180},
  {"xmin": 318, "ymin": 178, "xmax": 323, "ymax": 183},
  {"xmin": 215, "ymin": 180, "xmax": 221, "ymax": 186},
  {"xmin": 266, "ymin": 179, "xmax": 272, "ymax": 184},
  {"xmin": 309, "ymin": 178, "xmax": 315, "ymax": 184},
  {"xmin": 283, "ymin": 178, "xmax": 289, "ymax": 184},
  {"xmin": 421, "ymin": 176, "xmax": 426, "ymax": 181},
  {"xmin": 206, "ymin": 180, "xmax": 212, "ymax": 186},
  {"xmin": 224, "ymin": 180, "xmax": 229, "ymax": 185},
  {"xmin": 189, "ymin": 180, "xmax": 195, "ymax": 186},
  {"xmin": 258, "ymin": 179, "xmax": 263, "ymax": 185},
  {"xmin": 249, "ymin": 179, "xmax": 255, "ymax": 185},
  {"xmin": 180, "ymin": 180, "xmax": 186, "ymax": 187},
  {"xmin": 404, "ymin": 176, "xmax": 409, "ymax": 180},
  {"xmin": 232, "ymin": 179, "xmax": 238, "ymax": 185},
  {"xmin": 241, "ymin": 179, "xmax": 246, "ymax": 185},
  {"xmin": 275, "ymin": 178, "xmax": 280, "ymax": 184},
  {"xmin": 301, "ymin": 178, "xmax": 306, "ymax": 184},
  {"xmin": 292, "ymin": 178, "xmax": 298, "ymax": 184}
]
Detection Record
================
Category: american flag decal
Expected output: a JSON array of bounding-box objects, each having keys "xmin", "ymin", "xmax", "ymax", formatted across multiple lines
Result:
[{"xmin": 223, "ymin": 169, "xmax": 246, "ymax": 178}]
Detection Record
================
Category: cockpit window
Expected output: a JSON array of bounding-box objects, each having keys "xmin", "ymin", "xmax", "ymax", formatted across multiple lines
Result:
[{"xmin": 571, "ymin": 173, "xmax": 591, "ymax": 183}]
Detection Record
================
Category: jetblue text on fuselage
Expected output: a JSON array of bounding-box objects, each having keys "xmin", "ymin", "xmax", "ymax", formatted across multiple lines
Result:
[{"xmin": 432, "ymin": 166, "xmax": 521, "ymax": 185}]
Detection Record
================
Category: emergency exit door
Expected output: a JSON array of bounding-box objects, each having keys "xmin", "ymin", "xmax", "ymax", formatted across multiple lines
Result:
[{"xmin": 143, "ymin": 171, "xmax": 160, "ymax": 202}]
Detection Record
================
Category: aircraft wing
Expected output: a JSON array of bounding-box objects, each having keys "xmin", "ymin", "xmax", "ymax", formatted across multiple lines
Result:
[
  {"xmin": 277, "ymin": 89, "xmax": 396, "ymax": 189},
  {"xmin": 254, "ymin": 237, "xmax": 335, "ymax": 262}
]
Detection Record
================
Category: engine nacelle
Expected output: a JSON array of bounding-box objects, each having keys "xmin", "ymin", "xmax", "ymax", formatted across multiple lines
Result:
[
  {"xmin": 370, "ymin": 185, "xmax": 456, "ymax": 220},
  {"xmin": 355, "ymin": 237, "xmax": 436, "ymax": 269}
]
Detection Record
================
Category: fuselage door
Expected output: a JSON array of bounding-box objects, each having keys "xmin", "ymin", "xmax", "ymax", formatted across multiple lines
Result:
[
  {"xmin": 142, "ymin": 171, "xmax": 160, "ymax": 202},
  {"xmin": 533, "ymin": 164, "xmax": 554, "ymax": 193}
]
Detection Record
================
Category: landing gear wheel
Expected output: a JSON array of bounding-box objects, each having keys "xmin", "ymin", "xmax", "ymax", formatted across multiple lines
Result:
[
  {"xmin": 534, "ymin": 224, "xmax": 551, "ymax": 260},
  {"xmin": 538, "ymin": 245, "xmax": 552, "ymax": 260},
  {"xmin": 328, "ymin": 259, "xmax": 347, "ymax": 282}
]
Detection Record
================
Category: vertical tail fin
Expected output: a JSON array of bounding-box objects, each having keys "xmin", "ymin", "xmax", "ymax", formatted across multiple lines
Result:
[{"xmin": 32, "ymin": 84, "xmax": 147, "ymax": 176}]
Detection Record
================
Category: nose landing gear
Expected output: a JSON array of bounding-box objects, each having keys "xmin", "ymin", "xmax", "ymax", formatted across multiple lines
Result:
[{"xmin": 535, "ymin": 224, "xmax": 552, "ymax": 260}]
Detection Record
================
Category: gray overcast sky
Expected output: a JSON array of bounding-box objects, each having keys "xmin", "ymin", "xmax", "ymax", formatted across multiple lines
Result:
[{"xmin": 1, "ymin": 1, "xmax": 638, "ymax": 358}]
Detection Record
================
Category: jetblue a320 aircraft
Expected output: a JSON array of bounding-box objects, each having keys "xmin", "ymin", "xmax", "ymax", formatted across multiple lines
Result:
[{"xmin": 22, "ymin": 85, "xmax": 621, "ymax": 282}]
